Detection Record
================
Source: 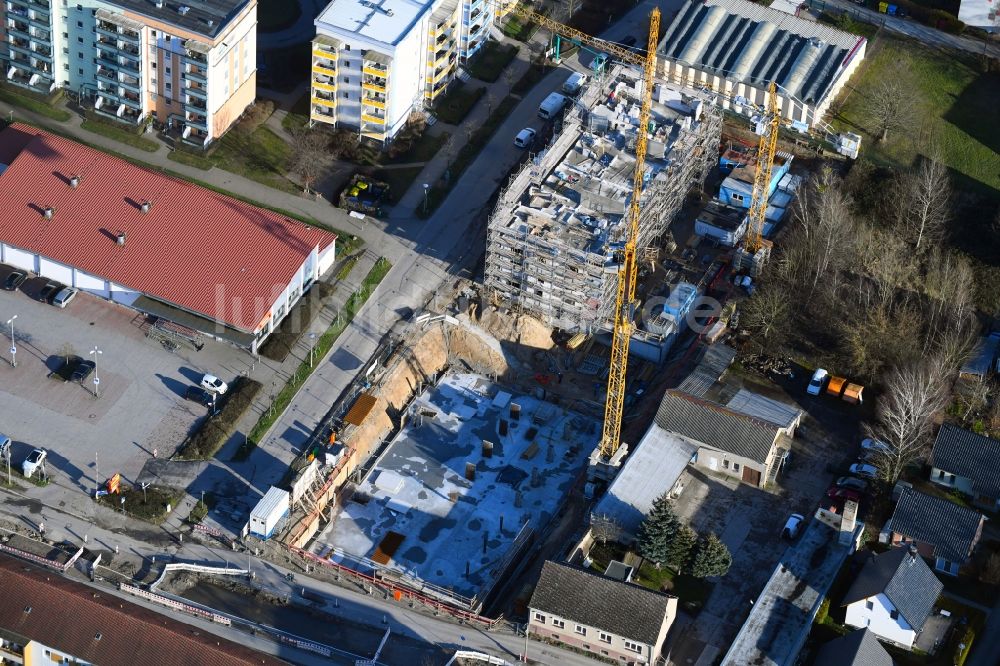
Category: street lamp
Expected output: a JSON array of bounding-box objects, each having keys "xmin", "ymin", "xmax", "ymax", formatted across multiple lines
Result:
[
  {"xmin": 6, "ymin": 315, "xmax": 17, "ymax": 368},
  {"xmin": 308, "ymin": 332, "xmax": 317, "ymax": 368},
  {"xmin": 90, "ymin": 345, "xmax": 102, "ymax": 398},
  {"xmin": 422, "ymin": 183, "xmax": 429, "ymax": 214}
]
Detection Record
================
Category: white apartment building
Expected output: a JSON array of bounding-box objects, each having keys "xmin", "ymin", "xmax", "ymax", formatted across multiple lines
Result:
[
  {"xmin": 1, "ymin": 0, "xmax": 257, "ymax": 146},
  {"xmin": 311, "ymin": 0, "xmax": 508, "ymax": 143}
]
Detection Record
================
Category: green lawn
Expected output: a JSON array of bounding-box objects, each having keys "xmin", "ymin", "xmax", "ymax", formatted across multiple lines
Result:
[
  {"xmin": 835, "ymin": 37, "xmax": 1000, "ymax": 195},
  {"xmin": 282, "ymin": 91, "xmax": 311, "ymax": 133},
  {"xmin": 586, "ymin": 541, "xmax": 713, "ymax": 609},
  {"xmin": 212, "ymin": 126, "xmax": 297, "ymax": 193},
  {"xmin": 387, "ymin": 131, "xmax": 447, "ymax": 164},
  {"xmin": 167, "ymin": 149, "xmax": 214, "ymax": 170},
  {"xmin": 433, "ymin": 83, "xmax": 486, "ymax": 125},
  {"xmin": 81, "ymin": 119, "xmax": 159, "ymax": 152},
  {"xmin": 0, "ymin": 86, "xmax": 71, "ymax": 121},
  {"xmin": 468, "ymin": 41, "xmax": 520, "ymax": 83},
  {"xmin": 96, "ymin": 485, "xmax": 184, "ymax": 524},
  {"xmin": 257, "ymin": 0, "xmax": 302, "ymax": 32}
]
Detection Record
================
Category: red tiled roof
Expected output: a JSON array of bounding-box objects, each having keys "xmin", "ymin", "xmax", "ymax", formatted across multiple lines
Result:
[
  {"xmin": 0, "ymin": 124, "xmax": 335, "ymax": 332},
  {"xmin": 0, "ymin": 555, "xmax": 288, "ymax": 665}
]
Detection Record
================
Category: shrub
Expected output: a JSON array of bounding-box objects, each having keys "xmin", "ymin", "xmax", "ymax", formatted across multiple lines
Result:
[
  {"xmin": 953, "ymin": 626, "xmax": 975, "ymax": 666},
  {"xmin": 177, "ymin": 376, "xmax": 263, "ymax": 459},
  {"xmin": 236, "ymin": 99, "xmax": 276, "ymax": 133},
  {"xmin": 815, "ymin": 597, "xmax": 831, "ymax": 624}
]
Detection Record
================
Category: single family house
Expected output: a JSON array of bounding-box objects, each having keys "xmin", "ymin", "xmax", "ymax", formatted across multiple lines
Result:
[
  {"xmin": 887, "ymin": 488, "xmax": 985, "ymax": 576},
  {"xmin": 929, "ymin": 424, "xmax": 1000, "ymax": 510}
]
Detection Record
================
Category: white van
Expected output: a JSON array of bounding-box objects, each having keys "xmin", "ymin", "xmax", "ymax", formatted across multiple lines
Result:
[
  {"xmin": 562, "ymin": 72, "xmax": 587, "ymax": 95},
  {"xmin": 538, "ymin": 92, "xmax": 568, "ymax": 120}
]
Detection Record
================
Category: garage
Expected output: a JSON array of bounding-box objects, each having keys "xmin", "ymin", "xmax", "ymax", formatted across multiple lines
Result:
[
  {"xmin": 110, "ymin": 283, "xmax": 141, "ymax": 306},
  {"xmin": 75, "ymin": 270, "xmax": 110, "ymax": 299}
]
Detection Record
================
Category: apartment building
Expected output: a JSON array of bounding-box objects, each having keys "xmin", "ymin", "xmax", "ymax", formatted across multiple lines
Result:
[
  {"xmin": 311, "ymin": 0, "xmax": 500, "ymax": 143},
  {"xmin": 2, "ymin": 0, "xmax": 256, "ymax": 146}
]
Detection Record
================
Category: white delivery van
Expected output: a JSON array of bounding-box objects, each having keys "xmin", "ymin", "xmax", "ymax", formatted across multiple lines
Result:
[
  {"xmin": 538, "ymin": 92, "xmax": 568, "ymax": 120},
  {"xmin": 562, "ymin": 72, "xmax": 587, "ymax": 95}
]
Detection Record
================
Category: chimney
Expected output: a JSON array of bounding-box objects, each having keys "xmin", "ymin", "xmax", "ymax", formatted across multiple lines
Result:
[
  {"xmin": 43, "ymin": 207, "xmax": 54, "ymax": 220},
  {"xmin": 140, "ymin": 200, "xmax": 152, "ymax": 214},
  {"xmin": 69, "ymin": 175, "xmax": 81, "ymax": 189},
  {"xmin": 908, "ymin": 544, "xmax": 919, "ymax": 561},
  {"xmin": 116, "ymin": 232, "xmax": 127, "ymax": 247}
]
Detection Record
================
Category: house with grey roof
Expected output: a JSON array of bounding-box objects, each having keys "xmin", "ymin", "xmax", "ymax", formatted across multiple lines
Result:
[
  {"xmin": 813, "ymin": 628, "xmax": 894, "ymax": 666},
  {"xmin": 842, "ymin": 548, "xmax": 942, "ymax": 649},
  {"xmin": 655, "ymin": 389, "xmax": 788, "ymax": 487},
  {"xmin": 930, "ymin": 424, "xmax": 1000, "ymax": 510},
  {"xmin": 528, "ymin": 560, "xmax": 677, "ymax": 665},
  {"xmin": 887, "ymin": 488, "xmax": 985, "ymax": 576}
]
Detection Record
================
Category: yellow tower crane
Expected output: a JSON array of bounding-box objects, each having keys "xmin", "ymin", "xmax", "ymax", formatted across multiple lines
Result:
[
  {"xmin": 503, "ymin": 3, "xmax": 660, "ymax": 459},
  {"xmin": 743, "ymin": 81, "xmax": 780, "ymax": 255}
]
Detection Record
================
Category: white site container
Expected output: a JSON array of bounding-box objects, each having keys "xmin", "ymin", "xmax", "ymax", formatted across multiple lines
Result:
[{"xmin": 248, "ymin": 486, "xmax": 290, "ymax": 540}]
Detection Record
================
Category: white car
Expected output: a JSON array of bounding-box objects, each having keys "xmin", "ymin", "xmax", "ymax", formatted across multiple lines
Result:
[
  {"xmin": 200, "ymin": 374, "xmax": 228, "ymax": 395},
  {"xmin": 52, "ymin": 287, "xmax": 79, "ymax": 308},
  {"xmin": 782, "ymin": 513, "xmax": 805, "ymax": 539},
  {"xmin": 0, "ymin": 434, "xmax": 10, "ymax": 461},
  {"xmin": 861, "ymin": 438, "xmax": 891, "ymax": 453},
  {"xmin": 849, "ymin": 463, "xmax": 879, "ymax": 480},
  {"xmin": 514, "ymin": 128, "xmax": 536, "ymax": 149},
  {"xmin": 806, "ymin": 368, "xmax": 828, "ymax": 395},
  {"xmin": 22, "ymin": 448, "xmax": 46, "ymax": 479}
]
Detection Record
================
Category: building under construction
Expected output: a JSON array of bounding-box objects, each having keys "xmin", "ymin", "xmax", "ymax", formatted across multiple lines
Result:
[{"xmin": 485, "ymin": 66, "xmax": 723, "ymax": 333}]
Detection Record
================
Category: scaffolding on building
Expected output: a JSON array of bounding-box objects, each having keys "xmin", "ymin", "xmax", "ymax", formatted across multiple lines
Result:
[{"xmin": 484, "ymin": 66, "xmax": 722, "ymax": 333}]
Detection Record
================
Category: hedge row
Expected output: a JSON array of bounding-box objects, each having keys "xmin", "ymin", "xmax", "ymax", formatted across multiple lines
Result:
[{"xmin": 176, "ymin": 376, "xmax": 263, "ymax": 460}]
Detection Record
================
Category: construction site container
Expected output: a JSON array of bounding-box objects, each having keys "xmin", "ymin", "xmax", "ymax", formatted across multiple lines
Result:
[
  {"xmin": 826, "ymin": 376, "xmax": 847, "ymax": 398},
  {"xmin": 663, "ymin": 282, "xmax": 700, "ymax": 330},
  {"xmin": 843, "ymin": 384, "xmax": 864, "ymax": 404},
  {"xmin": 248, "ymin": 486, "xmax": 290, "ymax": 540}
]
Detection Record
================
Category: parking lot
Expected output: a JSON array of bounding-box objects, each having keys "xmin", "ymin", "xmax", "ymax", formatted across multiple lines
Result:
[
  {"xmin": 666, "ymin": 369, "xmax": 866, "ymax": 659},
  {"xmin": 0, "ymin": 284, "xmax": 252, "ymax": 498}
]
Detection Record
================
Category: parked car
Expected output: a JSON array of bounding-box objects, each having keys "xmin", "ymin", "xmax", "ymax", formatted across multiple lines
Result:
[
  {"xmin": 807, "ymin": 368, "xmax": 828, "ymax": 395},
  {"xmin": 184, "ymin": 385, "xmax": 214, "ymax": 407},
  {"xmin": 827, "ymin": 486, "xmax": 862, "ymax": 503},
  {"xmin": 52, "ymin": 287, "xmax": 78, "ymax": 308},
  {"xmin": 38, "ymin": 282, "xmax": 63, "ymax": 303},
  {"xmin": 860, "ymin": 438, "xmax": 890, "ymax": 453},
  {"xmin": 857, "ymin": 450, "xmax": 882, "ymax": 464},
  {"xmin": 782, "ymin": 513, "xmax": 805, "ymax": 539},
  {"xmin": 200, "ymin": 374, "xmax": 228, "ymax": 394},
  {"xmin": 2, "ymin": 269, "xmax": 27, "ymax": 291},
  {"xmin": 22, "ymin": 448, "xmax": 46, "ymax": 479},
  {"xmin": 514, "ymin": 128, "xmax": 536, "ymax": 149},
  {"xmin": 70, "ymin": 359, "xmax": 95, "ymax": 383},
  {"xmin": 835, "ymin": 476, "xmax": 869, "ymax": 493},
  {"xmin": 0, "ymin": 434, "xmax": 10, "ymax": 461},
  {"xmin": 849, "ymin": 463, "xmax": 879, "ymax": 479}
]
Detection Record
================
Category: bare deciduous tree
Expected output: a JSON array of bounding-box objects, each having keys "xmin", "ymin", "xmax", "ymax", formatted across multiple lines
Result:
[
  {"xmin": 741, "ymin": 284, "xmax": 790, "ymax": 345},
  {"xmin": 590, "ymin": 513, "xmax": 622, "ymax": 545},
  {"xmin": 788, "ymin": 167, "xmax": 856, "ymax": 297},
  {"xmin": 897, "ymin": 157, "xmax": 951, "ymax": 252},
  {"xmin": 288, "ymin": 128, "xmax": 329, "ymax": 194},
  {"xmin": 866, "ymin": 60, "xmax": 917, "ymax": 143},
  {"xmin": 867, "ymin": 361, "xmax": 950, "ymax": 482}
]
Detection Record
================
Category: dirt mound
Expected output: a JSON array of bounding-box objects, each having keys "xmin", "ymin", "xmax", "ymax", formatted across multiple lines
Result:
[{"xmin": 479, "ymin": 308, "xmax": 554, "ymax": 352}]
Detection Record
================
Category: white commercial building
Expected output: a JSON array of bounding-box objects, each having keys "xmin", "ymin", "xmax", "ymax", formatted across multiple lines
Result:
[
  {"xmin": 310, "ymin": 0, "xmax": 511, "ymax": 143},
  {"xmin": 657, "ymin": 0, "xmax": 867, "ymax": 128}
]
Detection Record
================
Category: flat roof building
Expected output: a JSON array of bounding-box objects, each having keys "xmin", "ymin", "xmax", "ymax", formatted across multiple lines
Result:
[
  {"xmin": 310, "ymin": 0, "xmax": 507, "ymax": 142},
  {"xmin": 0, "ymin": 123, "xmax": 337, "ymax": 351},
  {"xmin": 657, "ymin": 0, "xmax": 867, "ymax": 127},
  {"xmin": 1, "ymin": 0, "xmax": 257, "ymax": 146}
]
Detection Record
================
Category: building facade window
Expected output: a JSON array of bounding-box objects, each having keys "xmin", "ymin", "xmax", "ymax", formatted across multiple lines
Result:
[
  {"xmin": 551, "ymin": 619, "xmax": 564, "ymax": 629},
  {"xmin": 723, "ymin": 460, "xmax": 730, "ymax": 469},
  {"xmin": 574, "ymin": 625, "xmax": 586, "ymax": 636},
  {"xmin": 890, "ymin": 609, "xmax": 899, "ymax": 620},
  {"xmin": 733, "ymin": 462, "xmax": 741, "ymax": 472},
  {"xmin": 624, "ymin": 641, "xmax": 642, "ymax": 653},
  {"xmin": 599, "ymin": 632, "xmax": 612, "ymax": 644},
  {"xmin": 533, "ymin": 612, "xmax": 545, "ymax": 624},
  {"xmin": 865, "ymin": 600, "xmax": 874, "ymax": 610}
]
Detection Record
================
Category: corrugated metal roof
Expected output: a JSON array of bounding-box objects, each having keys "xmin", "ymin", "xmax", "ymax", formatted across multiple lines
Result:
[
  {"xmin": 251, "ymin": 486, "xmax": 290, "ymax": 521},
  {"xmin": 344, "ymin": 392, "xmax": 379, "ymax": 426},
  {"xmin": 658, "ymin": 0, "xmax": 865, "ymax": 105},
  {"xmin": 726, "ymin": 388, "xmax": 803, "ymax": 429},
  {"xmin": 0, "ymin": 125, "xmax": 335, "ymax": 332}
]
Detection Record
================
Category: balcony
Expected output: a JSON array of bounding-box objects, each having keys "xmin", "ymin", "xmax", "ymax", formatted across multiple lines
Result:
[
  {"xmin": 361, "ymin": 78, "xmax": 385, "ymax": 93},
  {"xmin": 312, "ymin": 58, "xmax": 336, "ymax": 76},
  {"xmin": 185, "ymin": 112, "xmax": 208, "ymax": 129},
  {"xmin": 182, "ymin": 49, "xmax": 207, "ymax": 65},
  {"xmin": 311, "ymin": 94, "xmax": 336, "ymax": 109},
  {"xmin": 184, "ymin": 96, "xmax": 206, "ymax": 111},
  {"xmin": 362, "ymin": 93, "xmax": 386, "ymax": 109},
  {"xmin": 184, "ymin": 63, "xmax": 207, "ymax": 81},
  {"xmin": 8, "ymin": 36, "xmax": 30, "ymax": 51},
  {"xmin": 312, "ymin": 77, "xmax": 335, "ymax": 93},
  {"xmin": 360, "ymin": 124, "xmax": 385, "ymax": 140},
  {"xmin": 119, "ymin": 73, "xmax": 141, "ymax": 91},
  {"xmin": 362, "ymin": 63, "xmax": 388, "ymax": 78},
  {"xmin": 94, "ymin": 88, "xmax": 119, "ymax": 103},
  {"xmin": 311, "ymin": 45, "xmax": 338, "ymax": 60},
  {"xmin": 183, "ymin": 80, "xmax": 207, "ymax": 97},
  {"xmin": 310, "ymin": 104, "xmax": 335, "ymax": 123},
  {"xmin": 360, "ymin": 112, "xmax": 386, "ymax": 125},
  {"xmin": 6, "ymin": 65, "xmax": 53, "ymax": 93},
  {"xmin": 6, "ymin": 20, "xmax": 30, "ymax": 39}
]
